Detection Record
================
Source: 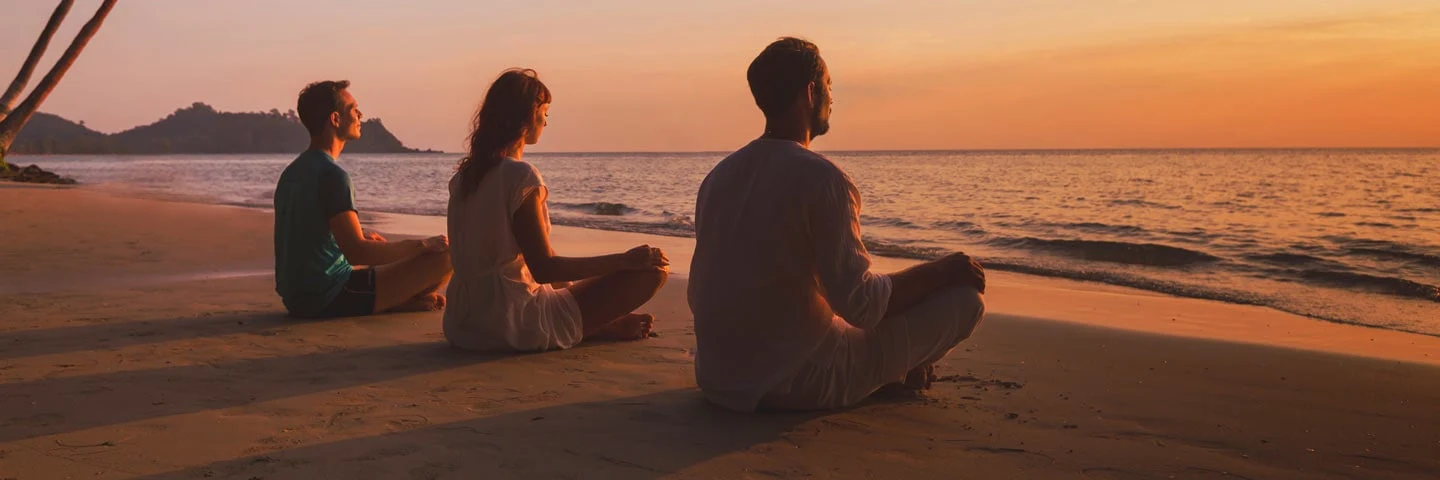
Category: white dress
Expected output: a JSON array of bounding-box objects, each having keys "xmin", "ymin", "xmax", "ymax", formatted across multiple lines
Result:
[{"xmin": 443, "ymin": 157, "xmax": 584, "ymax": 352}]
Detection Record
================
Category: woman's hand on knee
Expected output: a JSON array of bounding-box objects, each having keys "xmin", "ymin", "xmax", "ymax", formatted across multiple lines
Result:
[{"xmin": 622, "ymin": 245, "xmax": 669, "ymax": 271}]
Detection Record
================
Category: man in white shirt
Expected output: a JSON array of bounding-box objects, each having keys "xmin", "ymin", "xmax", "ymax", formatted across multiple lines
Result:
[{"xmin": 688, "ymin": 37, "xmax": 989, "ymax": 412}]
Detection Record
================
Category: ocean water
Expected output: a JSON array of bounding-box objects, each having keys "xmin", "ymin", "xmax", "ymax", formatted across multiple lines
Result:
[{"xmin": 26, "ymin": 149, "xmax": 1440, "ymax": 336}]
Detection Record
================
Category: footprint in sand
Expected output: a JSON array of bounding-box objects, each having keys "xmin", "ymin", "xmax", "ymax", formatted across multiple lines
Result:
[
  {"xmin": 407, "ymin": 461, "xmax": 458, "ymax": 480},
  {"xmin": 1338, "ymin": 453, "xmax": 1437, "ymax": 476},
  {"xmin": 352, "ymin": 444, "xmax": 425, "ymax": 462},
  {"xmin": 966, "ymin": 446, "xmax": 1055, "ymax": 467},
  {"xmin": 1082, "ymin": 466, "xmax": 1256, "ymax": 480},
  {"xmin": 819, "ymin": 417, "xmax": 874, "ymax": 434}
]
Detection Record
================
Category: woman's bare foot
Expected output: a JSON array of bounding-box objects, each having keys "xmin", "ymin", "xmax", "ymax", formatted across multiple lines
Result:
[
  {"xmin": 589, "ymin": 313, "xmax": 655, "ymax": 341},
  {"xmin": 390, "ymin": 292, "xmax": 445, "ymax": 313}
]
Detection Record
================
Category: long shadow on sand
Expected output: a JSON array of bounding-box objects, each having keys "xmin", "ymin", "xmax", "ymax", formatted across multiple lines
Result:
[
  {"xmin": 0, "ymin": 311, "xmax": 302, "ymax": 361},
  {"xmin": 132, "ymin": 389, "xmax": 821, "ymax": 480},
  {"xmin": 0, "ymin": 339, "xmax": 511, "ymax": 444}
]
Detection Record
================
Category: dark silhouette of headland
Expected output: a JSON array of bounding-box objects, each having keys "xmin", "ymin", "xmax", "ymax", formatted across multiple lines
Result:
[{"xmin": 10, "ymin": 102, "xmax": 433, "ymax": 155}]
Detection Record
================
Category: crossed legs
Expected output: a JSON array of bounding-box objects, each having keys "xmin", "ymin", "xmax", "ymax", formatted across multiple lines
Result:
[
  {"xmin": 374, "ymin": 250, "xmax": 453, "ymax": 313},
  {"xmin": 759, "ymin": 286, "xmax": 987, "ymax": 411},
  {"xmin": 567, "ymin": 268, "xmax": 669, "ymax": 341}
]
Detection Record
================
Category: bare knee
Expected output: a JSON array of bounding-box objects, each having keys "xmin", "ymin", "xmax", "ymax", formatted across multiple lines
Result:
[
  {"xmin": 642, "ymin": 267, "xmax": 669, "ymax": 289},
  {"xmin": 615, "ymin": 267, "xmax": 667, "ymax": 294},
  {"xmin": 426, "ymin": 249, "xmax": 451, "ymax": 266},
  {"xmin": 421, "ymin": 250, "xmax": 453, "ymax": 275}
]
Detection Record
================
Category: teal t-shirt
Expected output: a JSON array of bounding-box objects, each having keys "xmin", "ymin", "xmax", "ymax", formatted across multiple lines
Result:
[{"xmin": 273, "ymin": 150, "xmax": 356, "ymax": 316}]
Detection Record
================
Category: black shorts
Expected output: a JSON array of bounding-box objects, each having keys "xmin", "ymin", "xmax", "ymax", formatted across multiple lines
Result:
[{"xmin": 313, "ymin": 268, "xmax": 377, "ymax": 318}]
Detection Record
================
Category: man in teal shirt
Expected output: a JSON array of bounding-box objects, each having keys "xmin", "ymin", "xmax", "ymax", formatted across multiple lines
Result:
[{"xmin": 273, "ymin": 80, "xmax": 452, "ymax": 318}]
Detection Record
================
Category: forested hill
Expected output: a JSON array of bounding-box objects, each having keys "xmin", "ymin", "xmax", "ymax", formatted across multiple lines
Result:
[{"xmin": 10, "ymin": 103, "xmax": 431, "ymax": 154}]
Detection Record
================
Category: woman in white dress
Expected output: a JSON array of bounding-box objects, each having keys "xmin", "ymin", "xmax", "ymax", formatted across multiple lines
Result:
[{"xmin": 443, "ymin": 68, "xmax": 669, "ymax": 352}]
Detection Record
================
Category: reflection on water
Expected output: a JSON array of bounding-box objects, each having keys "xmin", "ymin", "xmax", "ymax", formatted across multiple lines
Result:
[{"xmin": 27, "ymin": 149, "xmax": 1440, "ymax": 336}]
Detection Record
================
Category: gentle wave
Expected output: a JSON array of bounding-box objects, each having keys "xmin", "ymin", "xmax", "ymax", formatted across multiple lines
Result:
[
  {"xmin": 660, "ymin": 211, "xmax": 695, "ymax": 229},
  {"xmin": 1243, "ymin": 252, "xmax": 1439, "ymax": 301},
  {"xmin": 931, "ymin": 220, "xmax": 986, "ymax": 236},
  {"xmin": 552, "ymin": 201, "xmax": 635, "ymax": 216},
  {"xmin": 825, "ymin": 240, "xmax": 1440, "ymax": 337},
  {"xmin": 979, "ymin": 259, "xmax": 1269, "ymax": 308},
  {"xmin": 1107, "ymin": 198, "xmax": 1181, "ymax": 210},
  {"xmin": 860, "ymin": 214, "xmax": 924, "ymax": 229},
  {"xmin": 1347, "ymin": 247, "xmax": 1440, "ymax": 269},
  {"xmin": 1161, "ymin": 228, "xmax": 1223, "ymax": 242},
  {"xmin": 1244, "ymin": 252, "xmax": 1337, "ymax": 267},
  {"xmin": 985, "ymin": 237, "xmax": 1221, "ymax": 267},
  {"xmin": 1323, "ymin": 236, "xmax": 1440, "ymax": 268},
  {"xmin": 862, "ymin": 238, "xmax": 948, "ymax": 259},
  {"xmin": 505, "ymin": 205, "xmax": 1440, "ymax": 304},
  {"xmin": 1297, "ymin": 270, "xmax": 1440, "ymax": 302},
  {"xmin": 549, "ymin": 216, "xmax": 695, "ymax": 238},
  {"xmin": 1046, "ymin": 221, "xmax": 1147, "ymax": 235},
  {"xmin": 335, "ymin": 197, "xmax": 1440, "ymax": 309},
  {"xmin": 364, "ymin": 205, "xmax": 447, "ymax": 217}
]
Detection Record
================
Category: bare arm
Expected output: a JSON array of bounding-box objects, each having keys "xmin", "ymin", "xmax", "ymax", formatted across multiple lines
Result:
[
  {"xmin": 316, "ymin": 165, "xmax": 443, "ymax": 266},
  {"xmin": 511, "ymin": 187, "xmax": 665, "ymax": 284},
  {"xmin": 328, "ymin": 211, "xmax": 437, "ymax": 266}
]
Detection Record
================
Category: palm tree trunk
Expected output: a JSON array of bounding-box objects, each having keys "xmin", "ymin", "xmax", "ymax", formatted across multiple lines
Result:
[
  {"xmin": 0, "ymin": 0, "xmax": 74, "ymax": 120},
  {"xmin": 0, "ymin": 0, "xmax": 117, "ymax": 156}
]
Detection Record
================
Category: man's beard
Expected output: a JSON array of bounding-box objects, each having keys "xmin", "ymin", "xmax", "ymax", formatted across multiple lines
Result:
[{"xmin": 811, "ymin": 111, "xmax": 830, "ymax": 139}]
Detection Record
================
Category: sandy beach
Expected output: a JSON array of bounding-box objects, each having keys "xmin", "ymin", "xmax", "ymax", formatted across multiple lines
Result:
[{"xmin": 1, "ymin": 185, "xmax": 1437, "ymax": 479}]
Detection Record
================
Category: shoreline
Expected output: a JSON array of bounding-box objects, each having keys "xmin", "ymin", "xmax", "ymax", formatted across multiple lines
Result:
[
  {"xmin": 2, "ymin": 185, "xmax": 1437, "ymax": 478},
  {"xmin": 69, "ymin": 180, "xmax": 1440, "ymax": 351}
]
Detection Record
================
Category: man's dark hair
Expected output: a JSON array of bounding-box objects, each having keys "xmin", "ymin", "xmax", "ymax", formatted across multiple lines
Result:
[
  {"xmin": 296, "ymin": 80, "xmax": 351, "ymax": 136},
  {"xmin": 746, "ymin": 37, "xmax": 825, "ymax": 119}
]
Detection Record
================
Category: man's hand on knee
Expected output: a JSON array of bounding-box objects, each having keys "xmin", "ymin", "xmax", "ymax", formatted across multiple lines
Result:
[
  {"xmin": 939, "ymin": 253, "xmax": 986, "ymax": 294},
  {"xmin": 421, "ymin": 235, "xmax": 449, "ymax": 253}
]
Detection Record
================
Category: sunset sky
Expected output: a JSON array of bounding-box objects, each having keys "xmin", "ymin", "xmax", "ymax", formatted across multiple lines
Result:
[{"xmin": 3, "ymin": 0, "xmax": 1438, "ymax": 152}]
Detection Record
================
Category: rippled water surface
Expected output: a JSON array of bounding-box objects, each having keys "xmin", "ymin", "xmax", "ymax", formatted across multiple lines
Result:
[{"xmin": 30, "ymin": 148, "xmax": 1439, "ymax": 335}]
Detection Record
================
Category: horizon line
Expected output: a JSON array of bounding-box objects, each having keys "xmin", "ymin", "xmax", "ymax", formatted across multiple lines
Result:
[
  {"xmin": 14, "ymin": 146, "xmax": 1440, "ymax": 157},
  {"xmin": 518, "ymin": 146, "xmax": 1440, "ymax": 155}
]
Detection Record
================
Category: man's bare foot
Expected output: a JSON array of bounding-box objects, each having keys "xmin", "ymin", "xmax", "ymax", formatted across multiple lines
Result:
[
  {"xmin": 390, "ymin": 292, "xmax": 445, "ymax": 313},
  {"xmin": 904, "ymin": 364, "xmax": 937, "ymax": 390},
  {"xmin": 589, "ymin": 313, "xmax": 654, "ymax": 341},
  {"xmin": 873, "ymin": 364, "xmax": 937, "ymax": 400}
]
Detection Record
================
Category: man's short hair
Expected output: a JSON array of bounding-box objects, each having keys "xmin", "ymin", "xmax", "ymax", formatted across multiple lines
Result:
[
  {"xmin": 746, "ymin": 37, "xmax": 825, "ymax": 119},
  {"xmin": 297, "ymin": 80, "xmax": 351, "ymax": 136}
]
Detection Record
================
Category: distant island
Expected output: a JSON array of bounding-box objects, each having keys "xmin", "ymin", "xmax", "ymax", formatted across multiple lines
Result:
[{"xmin": 9, "ymin": 102, "xmax": 438, "ymax": 155}]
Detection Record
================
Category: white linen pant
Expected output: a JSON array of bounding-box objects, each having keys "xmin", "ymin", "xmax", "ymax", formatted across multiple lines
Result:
[{"xmin": 758, "ymin": 286, "xmax": 987, "ymax": 410}]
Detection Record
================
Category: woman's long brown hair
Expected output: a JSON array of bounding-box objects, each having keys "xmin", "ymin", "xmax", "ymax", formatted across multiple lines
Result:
[{"xmin": 454, "ymin": 68, "xmax": 552, "ymax": 200}]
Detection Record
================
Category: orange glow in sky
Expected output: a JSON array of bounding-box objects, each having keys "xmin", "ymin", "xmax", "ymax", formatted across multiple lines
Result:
[{"xmin": 2, "ymin": 1, "xmax": 1437, "ymax": 151}]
